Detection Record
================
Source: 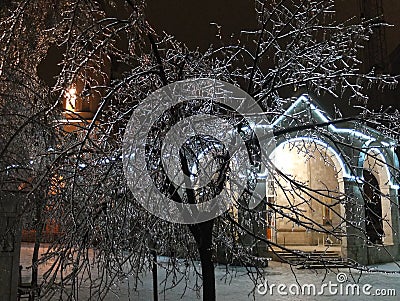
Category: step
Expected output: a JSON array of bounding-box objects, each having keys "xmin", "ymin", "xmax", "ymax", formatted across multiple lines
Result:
[{"xmin": 272, "ymin": 249, "xmax": 348, "ymax": 269}]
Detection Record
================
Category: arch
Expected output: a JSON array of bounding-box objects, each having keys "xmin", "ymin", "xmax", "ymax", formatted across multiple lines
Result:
[
  {"xmin": 273, "ymin": 136, "xmax": 350, "ymax": 180},
  {"xmin": 268, "ymin": 137, "xmax": 347, "ymax": 248},
  {"xmin": 363, "ymin": 148, "xmax": 394, "ymax": 245}
]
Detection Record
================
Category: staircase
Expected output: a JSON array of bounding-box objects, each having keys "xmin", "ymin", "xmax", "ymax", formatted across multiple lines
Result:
[{"xmin": 273, "ymin": 249, "xmax": 350, "ymax": 269}]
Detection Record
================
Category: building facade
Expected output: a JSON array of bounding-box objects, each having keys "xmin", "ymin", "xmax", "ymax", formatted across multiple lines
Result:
[{"xmin": 261, "ymin": 94, "xmax": 400, "ymax": 265}]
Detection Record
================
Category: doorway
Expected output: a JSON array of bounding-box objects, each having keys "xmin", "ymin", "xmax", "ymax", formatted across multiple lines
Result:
[{"xmin": 363, "ymin": 169, "xmax": 384, "ymax": 244}]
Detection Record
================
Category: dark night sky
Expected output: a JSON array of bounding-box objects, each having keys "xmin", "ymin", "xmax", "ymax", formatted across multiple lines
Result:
[
  {"xmin": 37, "ymin": 1, "xmax": 399, "ymax": 110},
  {"xmin": 145, "ymin": 0, "xmax": 257, "ymax": 51},
  {"xmin": 145, "ymin": 1, "xmax": 400, "ymax": 56},
  {"xmin": 145, "ymin": 1, "xmax": 399, "ymax": 111}
]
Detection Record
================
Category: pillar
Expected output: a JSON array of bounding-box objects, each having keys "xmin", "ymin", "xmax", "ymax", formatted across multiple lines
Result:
[{"xmin": 343, "ymin": 178, "xmax": 368, "ymax": 265}]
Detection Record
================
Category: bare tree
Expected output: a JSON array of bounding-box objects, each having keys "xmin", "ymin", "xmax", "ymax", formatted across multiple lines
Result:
[{"xmin": 1, "ymin": 0, "xmax": 400, "ymax": 301}]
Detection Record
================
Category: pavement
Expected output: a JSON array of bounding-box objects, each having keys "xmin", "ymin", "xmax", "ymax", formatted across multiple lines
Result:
[{"xmin": 19, "ymin": 243, "xmax": 400, "ymax": 300}]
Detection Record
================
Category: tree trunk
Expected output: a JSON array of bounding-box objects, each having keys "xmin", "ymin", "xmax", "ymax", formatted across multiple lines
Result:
[
  {"xmin": 32, "ymin": 192, "xmax": 46, "ymax": 291},
  {"xmin": 32, "ymin": 210, "xmax": 44, "ymax": 290},
  {"xmin": 189, "ymin": 221, "xmax": 215, "ymax": 301},
  {"xmin": 151, "ymin": 250, "xmax": 158, "ymax": 301},
  {"xmin": 199, "ymin": 242, "xmax": 215, "ymax": 301},
  {"xmin": 180, "ymin": 142, "xmax": 220, "ymax": 301}
]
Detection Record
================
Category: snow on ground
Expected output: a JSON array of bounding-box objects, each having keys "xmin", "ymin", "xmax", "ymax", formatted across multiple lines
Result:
[{"xmin": 20, "ymin": 243, "xmax": 400, "ymax": 300}]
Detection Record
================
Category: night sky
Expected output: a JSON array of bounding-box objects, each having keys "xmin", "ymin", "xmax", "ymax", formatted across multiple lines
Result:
[
  {"xmin": 145, "ymin": 0, "xmax": 257, "ymax": 51},
  {"xmin": 37, "ymin": 1, "xmax": 399, "ymax": 110},
  {"xmin": 144, "ymin": 0, "xmax": 400, "ymax": 110}
]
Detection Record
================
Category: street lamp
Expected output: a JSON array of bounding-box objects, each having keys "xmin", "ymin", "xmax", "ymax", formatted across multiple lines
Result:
[{"xmin": 65, "ymin": 86, "xmax": 77, "ymax": 112}]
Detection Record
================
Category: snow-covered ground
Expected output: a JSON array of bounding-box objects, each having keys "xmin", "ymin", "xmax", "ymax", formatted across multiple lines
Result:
[{"xmin": 20, "ymin": 243, "xmax": 400, "ymax": 300}]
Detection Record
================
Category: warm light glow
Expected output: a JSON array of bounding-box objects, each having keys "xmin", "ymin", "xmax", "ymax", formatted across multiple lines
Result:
[
  {"xmin": 65, "ymin": 87, "xmax": 77, "ymax": 111},
  {"xmin": 49, "ymin": 175, "xmax": 65, "ymax": 195}
]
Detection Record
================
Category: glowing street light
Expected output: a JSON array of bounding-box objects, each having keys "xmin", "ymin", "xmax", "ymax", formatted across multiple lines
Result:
[{"xmin": 65, "ymin": 86, "xmax": 77, "ymax": 111}]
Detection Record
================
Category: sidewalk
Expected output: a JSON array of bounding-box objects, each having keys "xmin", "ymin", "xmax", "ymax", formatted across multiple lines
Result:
[{"xmin": 20, "ymin": 243, "xmax": 400, "ymax": 300}]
